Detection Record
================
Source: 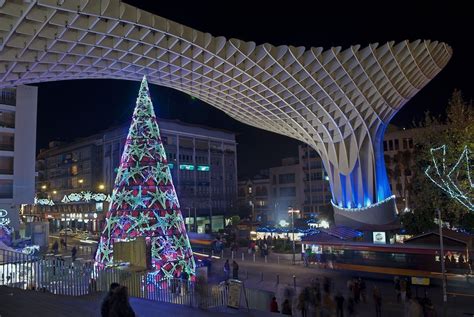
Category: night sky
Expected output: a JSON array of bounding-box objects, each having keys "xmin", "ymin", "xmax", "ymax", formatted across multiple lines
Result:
[{"xmin": 34, "ymin": 1, "xmax": 472, "ymax": 178}]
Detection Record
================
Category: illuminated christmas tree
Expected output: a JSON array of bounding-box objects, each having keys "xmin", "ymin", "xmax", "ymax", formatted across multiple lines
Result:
[{"xmin": 95, "ymin": 76, "xmax": 195, "ymax": 280}]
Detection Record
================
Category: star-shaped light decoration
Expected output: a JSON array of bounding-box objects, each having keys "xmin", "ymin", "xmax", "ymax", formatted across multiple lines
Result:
[
  {"xmin": 111, "ymin": 187, "xmax": 133, "ymax": 209},
  {"xmin": 129, "ymin": 186, "xmax": 149, "ymax": 210},
  {"xmin": 149, "ymin": 189, "xmax": 168, "ymax": 209}
]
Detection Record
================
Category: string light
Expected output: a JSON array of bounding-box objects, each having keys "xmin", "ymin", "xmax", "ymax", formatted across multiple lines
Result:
[
  {"xmin": 331, "ymin": 195, "xmax": 396, "ymax": 212},
  {"xmin": 95, "ymin": 76, "xmax": 195, "ymax": 283},
  {"xmin": 425, "ymin": 145, "xmax": 473, "ymax": 211}
]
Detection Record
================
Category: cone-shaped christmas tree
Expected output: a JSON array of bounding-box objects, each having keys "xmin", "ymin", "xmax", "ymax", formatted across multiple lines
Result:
[{"xmin": 95, "ymin": 76, "xmax": 195, "ymax": 280}]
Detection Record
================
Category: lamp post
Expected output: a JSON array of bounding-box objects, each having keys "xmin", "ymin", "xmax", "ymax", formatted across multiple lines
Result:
[
  {"xmin": 186, "ymin": 207, "xmax": 191, "ymax": 232},
  {"xmin": 288, "ymin": 207, "xmax": 300, "ymax": 265},
  {"xmin": 249, "ymin": 201, "xmax": 255, "ymax": 221},
  {"xmin": 437, "ymin": 208, "xmax": 447, "ymax": 316}
]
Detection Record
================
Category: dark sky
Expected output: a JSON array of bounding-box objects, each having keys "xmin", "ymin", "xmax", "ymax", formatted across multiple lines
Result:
[{"xmin": 34, "ymin": 1, "xmax": 472, "ymax": 178}]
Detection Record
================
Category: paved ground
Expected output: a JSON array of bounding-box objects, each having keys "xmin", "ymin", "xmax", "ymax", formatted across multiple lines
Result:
[
  {"xmin": 208, "ymin": 251, "xmax": 474, "ymax": 317},
  {"xmin": 0, "ymin": 286, "xmax": 275, "ymax": 317},
  {"xmin": 30, "ymin": 242, "xmax": 474, "ymax": 316}
]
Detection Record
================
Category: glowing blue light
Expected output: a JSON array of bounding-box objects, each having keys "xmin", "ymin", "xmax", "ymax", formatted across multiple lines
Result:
[{"xmin": 365, "ymin": 199, "xmax": 371, "ymax": 207}]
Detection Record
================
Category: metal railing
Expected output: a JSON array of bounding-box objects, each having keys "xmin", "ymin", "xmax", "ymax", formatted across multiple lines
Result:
[{"xmin": 0, "ymin": 248, "xmax": 271, "ymax": 311}]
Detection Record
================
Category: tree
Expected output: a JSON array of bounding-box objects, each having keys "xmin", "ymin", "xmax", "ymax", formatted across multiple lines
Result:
[
  {"xmin": 401, "ymin": 90, "xmax": 473, "ymax": 234},
  {"xmin": 95, "ymin": 76, "xmax": 195, "ymax": 281}
]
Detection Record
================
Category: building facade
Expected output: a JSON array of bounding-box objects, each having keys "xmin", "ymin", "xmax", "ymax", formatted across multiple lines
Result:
[
  {"xmin": 238, "ymin": 153, "xmax": 332, "ymax": 224},
  {"xmin": 28, "ymin": 119, "xmax": 237, "ymax": 234},
  {"xmin": 268, "ymin": 157, "xmax": 305, "ymax": 222},
  {"xmin": 237, "ymin": 170, "xmax": 271, "ymax": 222},
  {"xmin": 0, "ymin": 86, "xmax": 38, "ymax": 231},
  {"xmin": 298, "ymin": 145, "xmax": 332, "ymax": 216},
  {"xmin": 383, "ymin": 125, "xmax": 419, "ymax": 212}
]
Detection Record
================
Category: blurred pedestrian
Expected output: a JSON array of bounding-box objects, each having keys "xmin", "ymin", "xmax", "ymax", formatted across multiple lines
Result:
[
  {"xmin": 347, "ymin": 297, "xmax": 355, "ymax": 316},
  {"xmin": 335, "ymin": 291, "xmax": 344, "ymax": 317},
  {"xmin": 282, "ymin": 298, "xmax": 292, "ymax": 315},
  {"xmin": 270, "ymin": 296, "xmax": 279, "ymax": 313},
  {"xmin": 394, "ymin": 276, "xmax": 401, "ymax": 303},
  {"xmin": 52, "ymin": 241, "xmax": 59, "ymax": 254},
  {"xmin": 359, "ymin": 277, "xmax": 366, "ymax": 303},
  {"xmin": 232, "ymin": 260, "xmax": 239, "ymax": 279},
  {"xmin": 223, "ymin": 259, "xmax": 230, "ymax": 280},
  {"xmin": 108, "ymin": 286, "xmax": 135, "ymax": 317},
  {"xmin": 297, "ymin": 290, "xmax": 307, "ymax": 317},
  {"xmin": 101, "ymin": 282, "xmax": 120, "ymax": 317},
  {"xmin": 400, "ymin": 278, "xmax": 407, "ymax": 302},
  {"xmin": 71, "ymin": 246, "xmax": 77, "ymax": 262},
  {"xmin": 373, "ymin": 286, "xmax": 382, "ymax": 317}
]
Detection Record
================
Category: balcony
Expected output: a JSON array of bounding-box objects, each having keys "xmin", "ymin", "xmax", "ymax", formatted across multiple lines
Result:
[
  {"xmin": 0, "ymin": 113, "xmax": 15, "ymax": 129},
  {"xmin": 0, "ymin": 90, "xmax": 16, "ymax": 106},
  {"xmin": 0, "ymin": 143, "xmax": 14, "ymax": 151}
]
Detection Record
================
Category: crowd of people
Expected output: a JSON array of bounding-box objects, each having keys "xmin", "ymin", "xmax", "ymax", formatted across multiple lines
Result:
[{"xmin": 267, "ymin": 276, "xmax": 437, "ymax": 317}]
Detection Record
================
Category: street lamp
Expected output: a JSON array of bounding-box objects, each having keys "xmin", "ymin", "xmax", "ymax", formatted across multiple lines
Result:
[
  {"xmin": 98, "ymin": 184, "xmax": 105, "ymax": 191},
  {"xmin": 437, "ymin": 208, "xmax": 448, "ymax": 316},
  {"xmin": 249, "ymin": 201, "xmax": 255, "ymax": 221},
  {"xmin": 288, "ymin": 207, "xmax": 300, "ymax": 265}
]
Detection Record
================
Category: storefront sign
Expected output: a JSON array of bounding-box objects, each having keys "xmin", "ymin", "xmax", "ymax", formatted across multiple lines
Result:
[
  {"xmin": 411, "ymin": 277, "xmax": 430, "ymax": 286},
  {"xmin": 372, "ymin": 232, "xmax": 386, "ymax": 244},
  {"xmin": 227, "ymin": 279, "xmax": 242, "ymax": 309}
]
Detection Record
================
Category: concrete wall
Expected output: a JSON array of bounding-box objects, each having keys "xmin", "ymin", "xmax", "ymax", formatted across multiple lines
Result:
[{"xmin": 13, "ymin": 85, "xmax": 37, "ymax": 205}]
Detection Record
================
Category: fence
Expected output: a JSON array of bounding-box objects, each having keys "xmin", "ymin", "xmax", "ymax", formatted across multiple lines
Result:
[
  {"xmin": 0, "ymin": 248, "xmax": 272, "ymax": 311},
  {"xmin": 0, "ymin": 249, "xmax": 94, "ymax": 296}
]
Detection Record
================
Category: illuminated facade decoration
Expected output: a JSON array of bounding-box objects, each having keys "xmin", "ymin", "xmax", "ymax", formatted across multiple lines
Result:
[
  {"xmin": 95, "ymin": 76, "xmax": 195, "ymax": 280},
  {"xmin": 0, "ymin": 1, "xmax": 452, "ymax": 227},
  {"xmin": 34, "ymin": 197, "xmax": 55, "ymax": 206},
  {"xmin": 60, "ymin": 192, "xmax": 112, "ymax": 204},
  {"xmin": 425, "ymin": 145, "xmax": 473, "ymax": 211},
  {"xmin": 0, "ymin": 209, "xmax": 12, "ymax": 242}
]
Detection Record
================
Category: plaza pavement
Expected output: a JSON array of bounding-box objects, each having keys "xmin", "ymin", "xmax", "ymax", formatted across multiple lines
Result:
[
  {"xmin": 0, "ymin": 286, "xmax": 275, "ymax": 317},
  {"xmin": 208, "ymin": 251, "xmax": 474, "ymax": 317}
]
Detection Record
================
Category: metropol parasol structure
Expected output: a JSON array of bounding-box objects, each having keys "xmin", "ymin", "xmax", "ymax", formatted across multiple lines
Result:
[{"xmin": 0, "ymin": 0, "xmax": 452, "ymax": 228}]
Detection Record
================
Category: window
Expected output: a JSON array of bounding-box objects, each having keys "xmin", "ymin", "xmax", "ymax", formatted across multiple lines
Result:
[
  {"xmin": 388, "ymin": 140, "xmax": 393, "ymax": 151},
  {"xmin": 279, "ymin": 173, "xmax": 295, "ymax": 184},
  {"xmin": 403, "ymin": 139, "xmax": 407, "ymax": 150},
  {"xmin": 408, "ymin": 139, "xmax": 414, "ymax": 149},
  {"xmin": 280, "ymin": 187, "xmax": 296, "ymax": 197},
  {"xmin": 248, "ymin": 186, "xmax": 252, "ymax": 194},
  {"xmin": 383, "ymin": 141, "xmax": 388, "ymax": 151},
  {"xmin": 394, "ymin": 139, "xmax": 399, "ymax": 150}
]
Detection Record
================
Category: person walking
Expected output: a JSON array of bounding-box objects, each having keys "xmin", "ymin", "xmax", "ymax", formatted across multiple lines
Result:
[
  {"xmin": 297, "ymin": 290, "xmax": 307, "ymax": 317},
  {"xmin": 71, "ymin": 246, "xmax": 77, "ymax": 262},
  {"xmin": 394, "ymin": 276, "xmax": 401, "ymax": 303},
  {"xmin": 347, "ymin": 296, "xmax": 355, "ymax": 316},
  {"xmin": 282, "ymin": 298, "xmax": 292, "ymax": 315},
  {"xmin": 335, "ymin": 291, "xmax": 345, "ymax": 317},
  {"xmin": 100, "ymin": 282, "xmax": 120, "ymax": 317},
  {"xmin": 223, "ymin": 259, "xmax": 230, "ymax": 280},
  {"xmin": 270, "ymin": 296, "xmax": 279, "ymax": 313},
  {"xmin": 232, "ymin": 260, "xmax": 239, "ymax": 279},
  {"xmin": 108, "ymin": 286, "xmax": 136, "ymax": 317},
  {"xmin": 352, "ymin": 279, "xmax": 360, "ymax": 303},
  {"xmin": 400, "ymin": 278, "xmax": 407, "ymax": 302},
  {"xmin": 52, "ymin": 240, "xmax": 59, "ymax": 255},
  {"xmin": 373, "ymin": 286, "xmax": 382, "ymax": 317},
  {"xmin": 359, "ymin": 278, "xmax": 366, "ymax": 303}
]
